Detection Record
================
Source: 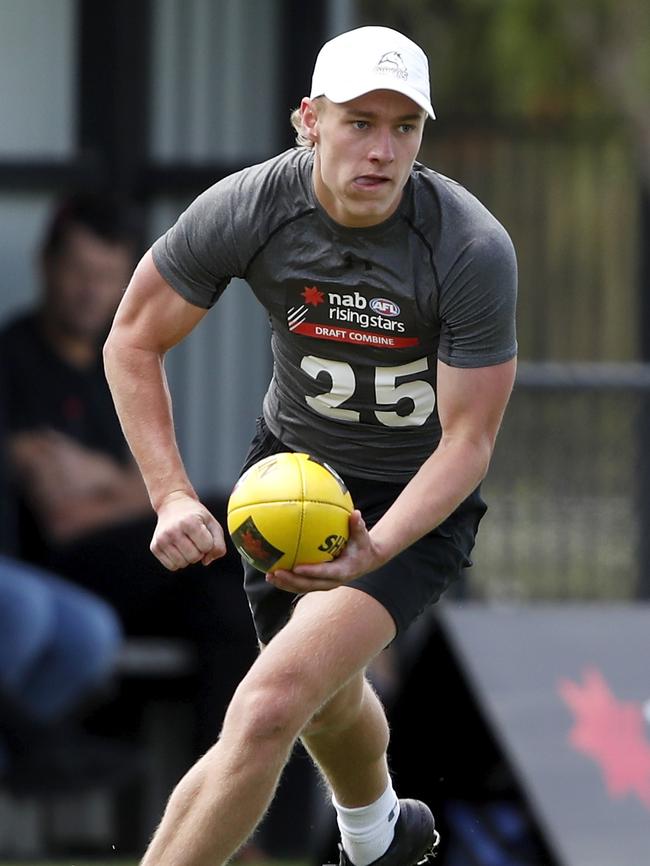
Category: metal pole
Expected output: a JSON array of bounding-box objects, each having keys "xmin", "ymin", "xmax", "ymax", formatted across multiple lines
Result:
[{"xmin": 637, "ymin": 184, "xmax": 650, "ymax": 598}]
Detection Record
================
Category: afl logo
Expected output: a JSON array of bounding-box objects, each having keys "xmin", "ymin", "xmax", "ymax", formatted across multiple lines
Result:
[{"xmin": 370, "ymin": 298, "xmax": 400, "ymax": 317}]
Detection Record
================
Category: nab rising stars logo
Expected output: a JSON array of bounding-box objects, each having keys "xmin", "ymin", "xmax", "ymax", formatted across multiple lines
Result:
[{"xmin": 287, "ymin": 285, "xmax": 419, "ymax": 350}]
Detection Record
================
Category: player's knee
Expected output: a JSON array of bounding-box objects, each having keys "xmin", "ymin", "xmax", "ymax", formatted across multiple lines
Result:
[{"xmin": 226, "ymin": 676, "xmax": 313, "ymax": 748}]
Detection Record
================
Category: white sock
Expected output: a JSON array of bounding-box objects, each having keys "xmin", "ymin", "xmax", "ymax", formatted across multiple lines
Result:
[{"xmin": 333, "ymin": 784, "xmax": 400, "ymax": 866}]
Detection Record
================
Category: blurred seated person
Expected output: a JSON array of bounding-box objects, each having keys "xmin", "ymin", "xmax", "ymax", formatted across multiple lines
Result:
[
  {"xmin": 0, "ymin": 555, "xmax": 137, "ymax": 795},
  {"xmin": 0, "ymin": 365, "xmax": 135, "ymax": 795},
  {"xmin": 0, "ymin": 194, "xmax": 257, "ymax": 756},
  {"xmin": 2, "ymin": 193, "xmax": 149, "ymax": 547}
]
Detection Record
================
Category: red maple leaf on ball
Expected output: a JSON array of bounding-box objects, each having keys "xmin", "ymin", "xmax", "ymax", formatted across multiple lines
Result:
[
  {"xmin": 301, "ymin": 285, "xmax": 325, "ymax": 306},
  {"xmin": 240, "ymin": 530, "xmax": 269, "ymax": 561},
  {"xmin": 558, "ymin": 667, "xmax": 650, "ymax": 811}
]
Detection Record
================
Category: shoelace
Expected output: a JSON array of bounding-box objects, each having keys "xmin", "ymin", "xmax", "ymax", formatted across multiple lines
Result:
[{"xmin": 416, "ymin": 828, "xmax": 441, "ymax": 863}]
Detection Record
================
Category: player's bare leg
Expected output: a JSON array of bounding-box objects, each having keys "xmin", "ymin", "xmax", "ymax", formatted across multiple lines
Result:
[
  {"xmin": 297, "ymin": 591, "xmax": 393, "ymax": 806},
  {"xmin": 300, "ymin": 669, "xmax": 391, "ymax": 804},
  {"xmin": 139, "ymin": 587, "xmax": 396, "ymax": 866},
  {"xmin": 299, "ymin": 593, "xmax": 438, "ymax": 865}
]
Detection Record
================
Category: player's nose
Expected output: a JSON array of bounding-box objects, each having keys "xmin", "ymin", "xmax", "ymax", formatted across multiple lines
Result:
[{"xmin": 368, "ymin": 127, "xmax": 395, "ymax": 162}]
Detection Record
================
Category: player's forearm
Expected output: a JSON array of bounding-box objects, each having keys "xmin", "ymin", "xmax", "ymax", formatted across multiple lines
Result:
[
  {"xmin": 369, "ymin": 433, "xmax": 493, "ymax": 563},
  {"xmin": 103, "ymin": 340, "xmax": 197, "ymax": 512}
]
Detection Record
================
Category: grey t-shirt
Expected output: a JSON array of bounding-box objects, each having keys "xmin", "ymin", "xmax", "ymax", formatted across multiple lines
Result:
[{"xmin": 152, "ymin": 147, "xmax": 517, "ymax": 482}]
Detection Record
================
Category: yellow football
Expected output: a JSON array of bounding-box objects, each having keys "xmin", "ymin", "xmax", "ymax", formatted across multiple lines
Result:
[{"xmin": 227, "ymin": 452, "xmax": 354, "ymax": 572}]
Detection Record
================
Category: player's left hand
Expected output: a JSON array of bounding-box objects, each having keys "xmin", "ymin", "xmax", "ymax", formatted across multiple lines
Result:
[{"xmin": 265, "ymin": 510, "xmax": 386, "ymax": 593}]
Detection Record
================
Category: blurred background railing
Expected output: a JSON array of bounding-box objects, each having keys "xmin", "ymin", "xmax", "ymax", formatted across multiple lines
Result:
[
  {"xmin": 424, "ymin": 121, "xmax": 640, "ymax": 362},
  {"xmin": 472, "ymin": 362, "xmax": 650, "ymax": 602}
]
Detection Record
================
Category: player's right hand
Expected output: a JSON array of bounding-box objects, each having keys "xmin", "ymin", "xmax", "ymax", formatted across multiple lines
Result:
[
  {"xmin": 151, "ymin": 493, "xmax": 226, "ymax": 571},
  {"xmin": 267, "ymin": 509, "xmax": 386, "ymax": 593}
]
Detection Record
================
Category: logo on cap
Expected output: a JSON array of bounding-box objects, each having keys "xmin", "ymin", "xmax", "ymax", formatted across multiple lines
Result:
[{"xmin": 375, "ymin": 51, "xmax": 408, "ymax": 81}]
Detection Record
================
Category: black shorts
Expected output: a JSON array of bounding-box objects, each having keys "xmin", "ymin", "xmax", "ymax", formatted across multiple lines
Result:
[{"xmin": 238, "ymin": 416, "xmax": 487, "ymax": 645}]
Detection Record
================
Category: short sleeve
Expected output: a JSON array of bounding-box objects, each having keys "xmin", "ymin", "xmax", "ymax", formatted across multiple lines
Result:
[
  {"xmin": 151, "ymin": 175, "xmax": 251, "ymax": 309},
  {"xmin": 437, "ymin": 225, "xmax": 518, "ymax": 368}
]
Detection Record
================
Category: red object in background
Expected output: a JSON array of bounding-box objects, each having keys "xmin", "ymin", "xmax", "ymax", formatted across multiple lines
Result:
[{"xmin": 559, "ymin": 667, "xmax": 650, "ymax": 811}]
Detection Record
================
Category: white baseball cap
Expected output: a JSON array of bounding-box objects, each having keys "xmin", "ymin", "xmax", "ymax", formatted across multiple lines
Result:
[{"xmin": 310, "ymin": 26, "xmax": 435, "ymax": 119}]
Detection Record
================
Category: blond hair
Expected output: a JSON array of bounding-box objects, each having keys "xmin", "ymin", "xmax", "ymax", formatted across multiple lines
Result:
[
  {"xmin": 290, "ymin": 98, "xmax": 326, "ymax": 148},
  {"xmin": 289, "ymin": 107, "xmax": 310, "ymax": 148}
]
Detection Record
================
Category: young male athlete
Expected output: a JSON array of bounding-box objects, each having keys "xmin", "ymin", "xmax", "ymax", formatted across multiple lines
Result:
[{"xmin": 104, "ymin": 25, "xmax": 517, "ymax": 866}]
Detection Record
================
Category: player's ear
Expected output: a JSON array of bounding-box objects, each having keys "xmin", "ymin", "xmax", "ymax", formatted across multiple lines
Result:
[{"xmin": 300, "ymin": 97, "xmax": 320, "ymax": 143}]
